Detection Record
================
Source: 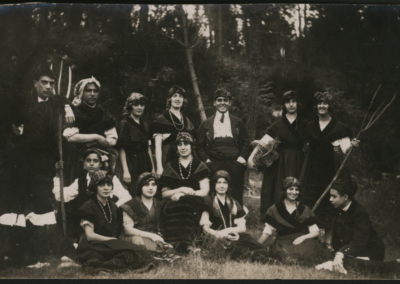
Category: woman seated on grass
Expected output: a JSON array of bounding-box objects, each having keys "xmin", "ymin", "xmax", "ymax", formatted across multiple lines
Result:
[
  {"xmin": 75, "ymin": 170, "xmax": 155, "ymax": 274},
  {"xmin": 53, "ymin": 148, "xmax": 131, "ymax": 240},
  {"xmin": 258, "ymin": 177, "xmax": 322, "ymax": 262},
  {"xmin": 159, "ymin": 132, "xmax": 210, "ymax": 253},
  {"xmin": 200, "ymin": 170, "xmax": 270, "ymax": 262},
  {"xmin": 119, "ymin": 172, "xmax": 179, "ymax": 262}
]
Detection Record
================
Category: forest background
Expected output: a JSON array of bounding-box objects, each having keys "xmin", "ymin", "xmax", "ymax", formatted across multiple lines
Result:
[{"xmin": 0, "ymin": 3, "xmax": 400, "ymax": 279}]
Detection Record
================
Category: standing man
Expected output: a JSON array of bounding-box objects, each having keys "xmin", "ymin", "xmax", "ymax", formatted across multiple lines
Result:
[
  {"xmin": 0, "ymin": 64, "xmax": 70, "ymax": 266},
  {"xmin": 302, "ymin": 92, "xmax": 359, "ymax": 248},
  {"xmin": 63, "ymin": 77, "xmax": 118, "ymax": 185},
  {"xmin": 196, "ymin": 89, "xmax": 251, "ymax": 205},
  {"xmin": 248, "ymin": 91, "xmax": 307, "ymax": 218}
]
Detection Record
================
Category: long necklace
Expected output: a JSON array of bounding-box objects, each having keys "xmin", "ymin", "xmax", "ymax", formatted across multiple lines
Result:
[
  {"xmin": 216, "ymin": 197, "xmax": 232, "ymax": 229},
  {"xmin": 97, "ymin": 198, "xmax": 112, "ymax": 223},
  {"xmin": 179, "ymin": 157, "xmax": 193, "ymax": 179},
  {"xmin": 169, "ymin": 110, "xmax": 185, "ymax": 131}
]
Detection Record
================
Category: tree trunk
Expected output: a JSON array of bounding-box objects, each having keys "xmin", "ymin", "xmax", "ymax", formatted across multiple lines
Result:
[
  {"xmin": 139, "ymin": 4, "xmax": 149, "ymax": 32},
  {"xmin": 297, "ymin": 4, "xmax": 302, "ymax": 38},
  {"xmin": 246, "ymin": 13, "xmax": 261, "ymax": 141},
  {"xmin": 180, "ymin": 7, "xmax": 207, "ymax": 121}
]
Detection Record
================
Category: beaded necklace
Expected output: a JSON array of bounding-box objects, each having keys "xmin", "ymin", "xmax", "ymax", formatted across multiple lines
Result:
[
  {"xmin": 169, "ymin": 110, "xmax": 185, "ymax": 131},
  {"xmin": 97, "ymin": 198, "xmax": 112, "ymax": 223},
  {"xmin": 216, "ymin": 196, "xmax": 232, "ymax": 229},
  {"xmin": 178, "ymin": 157, "xmax": 193, "ymax": 179}
]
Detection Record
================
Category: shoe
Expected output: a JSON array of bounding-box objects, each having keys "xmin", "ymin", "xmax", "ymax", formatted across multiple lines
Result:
[
  {"xmin": 57, "ymin": 262, "xmax": 81, "ymax": 269},
  {"xmin": 61, "ymin": 256, "xmax": 74, "ymax": 263},
  {"xmin": 130, "ymin": 263, "xmax": 156, "ymax": 273},
  {"xmin": 324, "ymin": 243, "xmax": 334, "ymax": 252}
]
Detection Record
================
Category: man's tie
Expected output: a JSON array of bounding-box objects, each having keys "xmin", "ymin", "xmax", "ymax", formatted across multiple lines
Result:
[{"xmin": 220, "ymin": 113, "xmax": 225, "ymax": 123}]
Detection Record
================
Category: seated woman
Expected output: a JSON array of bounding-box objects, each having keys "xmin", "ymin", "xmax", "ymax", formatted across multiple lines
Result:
[
  {"xmin": 119, "ymin": 172, "xmax": 179, "ymax": 262},
  {"xmin": 53, "ymin": 148, "xmax": 131, "ymax": 240},
  {"xmin": 75, "ymin": 170, "xmax": 155, "ymax": 274},
  {"xmin": 258, "ymin": 177, "xmax": 322, "ymax": 262},
  {"xmin": 201, "ymin": 170, "xmax": 270, "ymax": 262},
  {"xmin": 159, "ymin": 132, "xmax": 210, "ymax": 253}
]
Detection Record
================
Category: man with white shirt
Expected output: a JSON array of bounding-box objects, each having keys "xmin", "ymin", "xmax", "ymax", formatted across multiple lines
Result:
[
  {"xmin": 196, "ymin": 89, "xmax": 251, "ymax": 205},
  {"xmin": 62, "ymin": 77, "xmax": 118, "ymax": 185},
  {"xmin": 302, "ymin": 92, "xmax": 359, "ymax": 249}
]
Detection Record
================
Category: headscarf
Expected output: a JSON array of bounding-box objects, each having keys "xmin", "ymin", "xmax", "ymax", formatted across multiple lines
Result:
[
  {"xmin": 314, "ymin": 91, "xmax": 334, "ymax": 106},
  {"xmin": 168, "ymin": 85, "xmax": 186, "ymax": 98},
  {"xmin": 72, "ymin": 76, "xmax": 101, "ymax": 107},
  {"xmin": 136, "ymin": 172, "xmax": 158, "ymax": 196},
  {"xmin": 81, "ymin": 147, "xmax": 109, "ymax": 165},
  {"xmin": 282, "ymin": 176, "xmax": 301, "ymax": 192},
  {"xmin": 88, "ymin": 170, "xmax": 113, "ymax": 192},
  {"xmin": 211, "ymin": 170, "xmax": 237, "ymax": 217},
  {"xmin": 122, "ymin": 92, "xmax": 147, "ymax": 115},
  {"xmin": 175, "ymin": 132, "xmax": 194, "ymax": 145},
  {"xmin": 281, "ymin": 90, "xmax": 298, "ymax": 104}
]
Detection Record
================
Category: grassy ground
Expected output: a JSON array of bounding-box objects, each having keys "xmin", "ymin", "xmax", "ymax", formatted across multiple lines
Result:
[{"xmin": 1, "ymin": 175, "xmax": 399, "ymax": 279}]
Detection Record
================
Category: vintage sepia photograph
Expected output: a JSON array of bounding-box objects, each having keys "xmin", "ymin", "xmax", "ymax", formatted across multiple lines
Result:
[{"xmin": 0, "ymin": 2, "xmax": 399, "ymax": 280}]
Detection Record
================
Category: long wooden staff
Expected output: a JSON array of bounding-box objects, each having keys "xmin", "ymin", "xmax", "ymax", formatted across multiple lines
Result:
[
  {"xmin": 312, "ymin": 88, "xmax": 397, "ymax": 212},
  {"xmin": 56, "ymin": 60, "xmax": 69, "ymax": 236}
]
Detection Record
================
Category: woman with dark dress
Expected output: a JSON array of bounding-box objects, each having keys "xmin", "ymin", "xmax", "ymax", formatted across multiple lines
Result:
[
  {"xmin": 120, "ymin": 172, "xmax": 179, "ymax": 262},
  {"xmin": 149, "ymin": 86, "xmax": 196, "ymax": 178},
  {"xmin": 115, "ymin": 93, "xmax": 155, "ymax": 197},
  {"xmin": 200, "ymin": 171, "xmax": 270, "ymax": 262},
  {"xmin": 159, "ymin": 132, "xmax": 210, "ymax": 253},
  {"xmin": 75, "ymin": 170, "xmax": 155, "ymax": 274},
  {"xmin": 258, "ymin": 177, "xmax": 322, "ymax": 262},
  {"xmin": 248, "ymin": 91, "xmax": 307, "ymax": 219}
]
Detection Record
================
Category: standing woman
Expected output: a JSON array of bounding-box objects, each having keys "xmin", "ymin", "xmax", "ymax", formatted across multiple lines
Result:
[
  {"xmin": 149, "ymin": 86, "xmax": 196, "ymax": 178},
  {"xmin": 115, "ymin": 93, "xmax": 155, "ymax": 197},
  {"xmin": 258, "ymin": 177, "xmax": 322, "ymax": 262},
  {"xmin": 200, "ymin": 171, "xmax": 270, "ymax": 262},
  {"xmin": 75, "ymin": 170, "xmax": 155, "ymax": 274},
  {"xmin": 248, "ymin": 91, "xmax": 307, "ymax": 219}
]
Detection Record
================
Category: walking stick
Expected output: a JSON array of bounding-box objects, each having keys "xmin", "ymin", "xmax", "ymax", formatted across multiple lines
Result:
[
  {"xmin": 312, "ymin": 88, "xmax": 397, "ymax": 212},
  {"xmin": 56, "ymin": 60, "xmax": 68, "ymax": 236}
]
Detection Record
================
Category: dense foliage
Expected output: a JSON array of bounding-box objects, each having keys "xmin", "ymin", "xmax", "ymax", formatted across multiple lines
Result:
[{"xmin": 1, "ymin": 3, "xmax": 400, "ymax": 178}]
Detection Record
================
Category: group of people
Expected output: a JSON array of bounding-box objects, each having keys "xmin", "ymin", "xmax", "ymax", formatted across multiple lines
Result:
[{"xmin": 0, "ymin": 63, "xmax": 399, "ymax": 276}]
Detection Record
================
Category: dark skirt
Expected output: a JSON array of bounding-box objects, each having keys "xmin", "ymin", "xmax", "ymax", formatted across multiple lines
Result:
[
  {"xmin": 76, "ymin": 235, "xmax": 154, "ymax": 272},
  {"xmin": 261, "ymin": 148, "xmax": 303, "ymax": 218},
  {"xmin": 225, "ymin": 233, "xmax": 271, "ymax": 262},
  {"xmin": 115, "ymin": 150, "xmax": 153, "ymax": 197},
  {"xmin": 161, "ymin": 195, "xmax": 204, "ymax": 251},
  {"xmin": 271, "ymin": 232, "xmax": 323, "ymax": 262}
]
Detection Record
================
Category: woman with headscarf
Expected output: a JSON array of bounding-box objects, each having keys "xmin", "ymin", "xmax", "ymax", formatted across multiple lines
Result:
[
  {"xmin": 159, "ymin": 132, "xmax": 210, "ymax": 253},
  {"xmin": 248, "ymin": 91, "xmax": 307, "ymax": 219},
  {"xmin": 53, "ymin": 148, "xmax": 131, "ymax": 240},
  {"xmin": 119, "ymin": 172, "xmax": 179, "ymax": 262},
  {"xmin": 258, "ymin": 177, "xmax": 322, "ymax": 262},
  {"xmin": 115, "ymin": 93, "xmax": 155, "ymax": 197},
  {"xmin": 200, "ymin": 170, "xmax": 270, "ymax": 262},
  {"xmin": 75, "ymin": 170, "xmax": 155, "ymax": 274},
  {"xmin": 63, "ymin": 77, "xmax": 118, "ymax": 185},
  {"xmin": 149, "ymin": 86, "xmax": 196, "ymax": 178}
]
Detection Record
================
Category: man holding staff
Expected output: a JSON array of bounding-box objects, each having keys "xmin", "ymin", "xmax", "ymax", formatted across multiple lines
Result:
[{"xmin": 0, "ymin": 64, "xmax": 69, "ymax": 266}]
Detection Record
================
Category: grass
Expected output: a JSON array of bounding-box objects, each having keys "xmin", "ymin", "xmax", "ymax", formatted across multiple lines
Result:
[{"xmin": 0, "ymin": 176, "xmax": 399, "ymax": 279}]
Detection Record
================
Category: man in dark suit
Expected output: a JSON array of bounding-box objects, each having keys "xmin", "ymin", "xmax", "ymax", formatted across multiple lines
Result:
[
  {"xmin": 329, "ymin": 178, "xmax": 400, "ymax": 275},
  {"xmin": 196, "ymin": 88, "xmax": 251, "ymax": 205}
]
